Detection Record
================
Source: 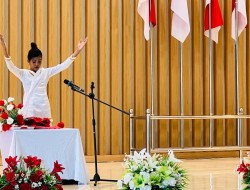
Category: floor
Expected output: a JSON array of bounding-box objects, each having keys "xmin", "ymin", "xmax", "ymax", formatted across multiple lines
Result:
[{"xmin": 0, "ymin": 158, "xmax": 245, "ymax": 189}]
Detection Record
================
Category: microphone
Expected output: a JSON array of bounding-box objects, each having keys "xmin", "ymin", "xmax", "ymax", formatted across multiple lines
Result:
[{"xmin": 64, "ymin": 79, "xmax": 84, "ymax": 92}]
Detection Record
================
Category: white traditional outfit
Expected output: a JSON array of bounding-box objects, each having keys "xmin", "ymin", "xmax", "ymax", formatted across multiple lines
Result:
[{"xmin": 4, "ymin": 56, "xmax": 76, "ymax": 118}]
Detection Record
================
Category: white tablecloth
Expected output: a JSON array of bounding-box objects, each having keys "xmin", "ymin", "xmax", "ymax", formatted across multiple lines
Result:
[{"xmin": 0, "ymin": 128, "xmax": 89, "ymax": 184}]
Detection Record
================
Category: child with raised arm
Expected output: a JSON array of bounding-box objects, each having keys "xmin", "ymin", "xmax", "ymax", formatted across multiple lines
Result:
[{"xmin": 0, "ymin": 34, "xmax": 87, "ymax": 118}]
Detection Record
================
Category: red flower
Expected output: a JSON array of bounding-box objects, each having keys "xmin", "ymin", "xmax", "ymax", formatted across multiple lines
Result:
[
  {"xmin": 2, "ymin": 184, "xmax": 14, "ymax": 190},
  {"xmin": 54, "ymin": 184, "xmax": 63, "ymax": 190},
  {"xmin": 5, "ymin": 156, "xmax": 18, "ymax": 169},
  {"xmin": 41, "ymin": 118, "xmax": 51, "ymax": 127},
  {"xmin": 5, "ymin": 171, "xmax": 16, "ymax": 186},
  {"xmin": 33, "ymin": 117, "xmax": 43, "ymax": 123},
  {"xmin": 2, "ymin": 124, "xmax": 11, "ymax": 131},
  {"xmin": 57, "ymin": 122, "xmax": 64, "ymax": 128},
  {"xmin": 0, "ymin": 100, "xmax": 5, "ymax": 106},
  {"xmin": 54, "ymin": 172, "xmax": 62, "ymax": 181},
  {"xmin": 20, "ymin": 183, "xmax": 32, "ymax": 190},
  {"xmin": 24, "ymin": 156, "xmax": 41, "ymax": 168},
  {"xmin": 30, "ymin": 170, "xmax": 44, "ymax": 182},
  {"xmin": 40, "ymin": 186, "xmax": 49, "ymax": 190},
  {"xmin": 237, "ymin": 161, "xmax": 249, "ymax": 174},
  {"xmin": 1, "ymin": 112, "xmax": 8, "ymax": 119},
  {"xmin": 25, "ymin": 117, "xmax": 51, "ymax": 127},
  {"xmin": 17, "ymin": 103, "xmax": 23, "ymax": 109},
  {"xmin": 3, "ymin": 167, "xmax": 12, "ymax": 175},
  {"xmin": 52, "ymin": 161, "xmax": 65, "ymax": 174},
  {"xmin": 16, "ymin": 114, "xmax": 25, "ymax": 125}
]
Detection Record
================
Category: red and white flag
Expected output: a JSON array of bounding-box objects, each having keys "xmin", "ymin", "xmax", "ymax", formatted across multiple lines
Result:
[
  {"xmin": 171, "ymin": 0, "xmax": 190, "ymax": 43},
  {"xmin": 204, "ymin": 0, "xmax": 223, "ymax": 43},
  {"xmin": 138, "ymin": 0, "xmax": 156, "ymax": 40},
  {"xmin": 232, "ymin": 0, "xmax": 247, "ymax": 41}
]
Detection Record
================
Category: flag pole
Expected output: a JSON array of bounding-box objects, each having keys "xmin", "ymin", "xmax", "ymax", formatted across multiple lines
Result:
[
  {"xmin": 179, "ymin": 42, "xmax": 184, "ymax": 148},
  {"xmin": 235, "ymin": 0, "xmax": 241, "ymax": 146},
  {"xmin": 150, "ymin": 24, "xmax": 154, "ymax": 150},
  {"xmin": 209, "ymin": 1, "xmax": 214, "ymax": 148},
  {"xmin": 150, "ymin": 0, "xmax": 154, "ymax": 150}
]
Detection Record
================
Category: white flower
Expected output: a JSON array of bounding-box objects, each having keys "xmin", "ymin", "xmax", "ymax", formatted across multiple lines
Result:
[
  {"xmin": 7, "ymin": 97, "xmax": 14, "ymax": 102},
  {"xmin": 14, "ymin": 185, "xmax": 19, "ymax": 189},
  {"xmin": 38, "ymin": 182, "xmax": 42, "ymax": 186},
  {"xmin": 18, "ymin": 108, "xmax": 23, "ymax": 115},
  {"xmin": 31, "ymin": 182, "xmax": 38, "ymax": 188},
  {"xmin": 140, "ymin": 185, "xmax": 151, "ymax": 190},
  {"xmin": 7, "ymin": 117, "xmax": 14, "ymax": 125},
  {"xmin": 168, "ymin": 150, "xmax": 182, "ymax": 163},
  {"xmin": 140, "ymin": 172, "xmax": 150, "ymax": 183},
  {"xmin": 147, "ymin": 155, "xmax": 158, "ymax": 170},
  {"xmin": 131, "ymin": 164, "xmax": 139, "ymax": 172},
  {"xmin": 162, "ymin": 177, "xmax": 176, "ymax": 187},
  {"xmin": 0, "ymin": 123, "xmax": 2, "ymax": 131},
  {"xmin": 7, "ymin": 104, "xmax": 14, "ymax": 111},
  {"xmin": 123, "ymin": 173, "xmax": 133, "ymax": 184},
  {"xmin": 117, "ymin": 180, "xmax": 123, "ymax": 189},
  {"xmin": 129, "ymin": 180, "xmax": 135, "ymax": 189}
]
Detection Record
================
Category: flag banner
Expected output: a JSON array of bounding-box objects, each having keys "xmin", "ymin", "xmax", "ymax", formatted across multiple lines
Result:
[
  {"xmin": 138, "ymin": 0, "xmax": 156, "ymax": 40},
  {"xmin": 204, "ymin": 0, "xmax": 223, "ymax": 43},
  {"xmin": 232, "ymin": 0, "xmax": 247, "ymax": 41},
  {"xmin": 171, "ymin": 0, "xmax": 190, "ymax": 43},
  {"xmin": 149, "ymin": 0, "xmax": 156, "ymax": 27}
]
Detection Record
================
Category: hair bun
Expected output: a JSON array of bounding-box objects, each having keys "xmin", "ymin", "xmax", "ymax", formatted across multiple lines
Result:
[{"xmin": 31, "ymin": 42, "xmax": 38, "ymax": 49}]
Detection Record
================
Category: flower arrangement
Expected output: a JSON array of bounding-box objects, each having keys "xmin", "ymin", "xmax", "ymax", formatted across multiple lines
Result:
[
  {"xmin": 237, "ymin": 154, "xmax": 250, "ymax": 190},
  {"xmin": 0, "ymin": 97, "xmax": 24, "ymax": 131},
  {"xmin": 0, "ymin": 155, "xmax": 64, "ymax": 190},
  {"xmin": 117, "ymin": 149, "xmax": 188, "ymax": 190},
  {"xmin": 0, "ymin": 97, "xmax": 64, "ymax": 132}
]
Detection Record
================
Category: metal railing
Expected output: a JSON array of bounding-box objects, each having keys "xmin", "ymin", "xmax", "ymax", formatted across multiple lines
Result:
[{"xmin": 129, "ymin": 108, "xmax": 250, "ymax": 158}]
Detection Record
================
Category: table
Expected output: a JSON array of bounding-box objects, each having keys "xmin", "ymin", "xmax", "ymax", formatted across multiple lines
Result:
[{"xmin": 0, "ymin": 128, "xmax": 89, "ymax": 184}]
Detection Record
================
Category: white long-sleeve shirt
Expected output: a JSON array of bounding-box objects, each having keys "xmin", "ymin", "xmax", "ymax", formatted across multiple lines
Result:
[{"xmin": 4, "ymin": 56, "xmax": 76, "ymax": 118}]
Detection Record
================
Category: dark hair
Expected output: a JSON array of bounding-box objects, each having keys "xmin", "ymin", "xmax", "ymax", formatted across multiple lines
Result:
[{"xmin": 27, "ymin": 42, "xmax": 42, "ymax": 61}]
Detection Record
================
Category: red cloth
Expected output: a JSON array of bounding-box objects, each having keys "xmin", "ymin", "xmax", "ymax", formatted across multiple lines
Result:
[
  {"xmin": 204, "ymin": 0, "xmax": 223, "ymax": 30},
  {"xmin": 149, "ymin": 0, "xmax": 156, "ymax": 27}
]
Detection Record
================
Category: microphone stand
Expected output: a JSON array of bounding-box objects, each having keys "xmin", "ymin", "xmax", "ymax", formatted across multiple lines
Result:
[{"xmin": 68, "ymin": 81, "xmax": 129, "ymax": 186}]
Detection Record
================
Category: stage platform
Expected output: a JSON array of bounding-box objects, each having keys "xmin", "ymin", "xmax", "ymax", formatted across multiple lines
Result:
[{"xmin": 0, "ymin": 157, "xmax": 243, "ymax": 190}]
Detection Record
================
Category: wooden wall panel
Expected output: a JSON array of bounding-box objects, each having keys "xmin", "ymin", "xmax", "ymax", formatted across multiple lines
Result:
[
  {"xmin": 98, "ymin": 0, "xmax": 109, "ymax": 155},
  {"xmin": 73, "ymin": 0, "xmax": 86, "ymax": 151},
  {"xmin": 158, "ymin": 0, "xmax": 168, "ymax": 148},
  {"xmin": 224, "ymin": 0, "xmax": 237, "ymax": 146},
  {"xmin": 122, "ymin": 0, "xmax": 133, "ymax": 154},
  {"xmin": 192, "ymin": 0, "xmax": 203, "ymax": 147},
  {"xmin": 0, "ymin": 0, "xmax": 4, "ymax": 99},
  {"xmin": 47, "ymin": 0, "xmax": 60, "ymax": 124},
  {"xmin": 134, "ymin": 0, "xmax": 146, "ymax": 149},
  {"xmin": 1, "ymin": 0, "xmax": 250, "ymax": 160},
  {"xmin": 22, "ymin": 0, "xmax": 32, "ymax": 71},
  {"xmin": 214, "ymin": 0, "xmax": 225, "ymax": 146},
  {"xmin": 85, "ymin": 0, "xmax": 96, "ymax": 155},
  {"xmin": 183, "ymin": 0, "xmax": 192, "ymax": 147},
  {"xmin": 60, "ymin": 0, "xmax": 72, "ymax": 129},
  {"xmin": 246, "ymin": 0, "xmax": 250, "ymax": 145},
  {"xmin": 8, "ymin": 0, "xmax": 19, "ymax": 102},
  {"xmin": 110, "ymin": 0, "xmax": 122, "ymax": 155}
]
